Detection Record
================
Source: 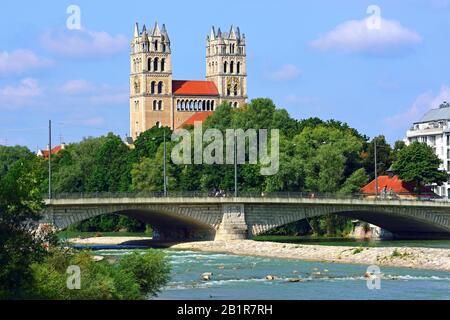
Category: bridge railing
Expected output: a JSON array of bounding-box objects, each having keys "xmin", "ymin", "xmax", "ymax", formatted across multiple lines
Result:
[{"xmin": 48, "ymin": 191, "xmax": 445, "ymax": 202}]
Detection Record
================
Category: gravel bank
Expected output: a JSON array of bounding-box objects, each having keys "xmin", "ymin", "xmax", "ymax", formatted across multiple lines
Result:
[
  {"xmin": 171, "ymin": 240, "xmax": 450, "ymax": 272},
  {"xmin": 67, "ymin": 236, "xmax": 152, "ymax": 245}
]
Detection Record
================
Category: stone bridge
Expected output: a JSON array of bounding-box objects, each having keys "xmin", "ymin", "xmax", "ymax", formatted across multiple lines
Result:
[{"xmin": 41, "ymin": 195, "xmax": 450, "ymax": 240}]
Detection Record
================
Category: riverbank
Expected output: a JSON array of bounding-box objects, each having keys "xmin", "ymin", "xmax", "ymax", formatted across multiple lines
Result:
[
  {"xmin": 65, "ymin": 236, "xmax": 450, "ymax": 272},
  {"xmin": 171, "ymin": 240, "xmax": 450, "ymax": 272},
  {"xmin": 67, "ymin": 236, "xmax": 152, "ymax": 245}
]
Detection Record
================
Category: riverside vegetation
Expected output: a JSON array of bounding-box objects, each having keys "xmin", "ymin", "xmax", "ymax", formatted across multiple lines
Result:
[
  {"xmin": 0, "ymin": 152, "xmax": 170, "ymax": 300},
  {"xmin": 1, "ymin": 99, "xmax": 445, "ymax": 237},
  {"xmin": 1, "ymin": 99, "xmax": 448, "ymax": 299}
]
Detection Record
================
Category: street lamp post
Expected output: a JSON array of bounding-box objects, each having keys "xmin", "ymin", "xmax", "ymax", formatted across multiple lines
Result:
[
  {"xmin": 234, "ymin": 133, "xmax": 238, "ymax": 198},
  {"xmin": 48, "ymin": 120, "xmax": 52, "ymax": 200},
  {"xmin": 374, "ymin": 138, "xmax": 378, "ymax": 199},
  {"xmin": 163, "ymin": 130, "xmax": 167, "ymax": 196}
]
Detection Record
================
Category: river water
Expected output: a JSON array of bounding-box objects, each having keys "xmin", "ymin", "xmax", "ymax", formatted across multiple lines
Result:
[{"xmin": 95, "ymin": 248, "xmax": 450, "ymax": 300}]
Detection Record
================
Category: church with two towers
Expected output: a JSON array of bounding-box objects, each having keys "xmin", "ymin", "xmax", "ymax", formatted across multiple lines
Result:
[{"xmin": 129, "ymin": 22, "xmax": 248, "ymax": 139}]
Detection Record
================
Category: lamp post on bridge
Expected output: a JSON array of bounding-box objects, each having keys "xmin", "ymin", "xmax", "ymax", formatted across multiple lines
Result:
[
  {"xmin": 374, "ymin": 138, "xmax": 379, "ymax": 199},
  {"xmin": 163, "ymin": 129, "xmax": 167, "ymax": 197},
  {"xmin": 152, "ymin": 129, "xmax": 168, "ymax": 197}
]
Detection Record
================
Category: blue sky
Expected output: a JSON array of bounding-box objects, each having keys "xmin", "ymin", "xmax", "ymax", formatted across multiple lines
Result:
[{"xmin": 1, "ymin": 0, "xmax": 450, "ymax": 150}]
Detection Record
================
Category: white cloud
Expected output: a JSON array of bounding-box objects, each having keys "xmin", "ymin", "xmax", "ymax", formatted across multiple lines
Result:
[
  {"xmin": 269, "ymin": 64, "xmax": 301, "ymax": 81},
  {"xmin": 310, "ymin": 17, "xmax": 422, "ymax": 55},
  {"xmin": 385, "ymin": 85, "xmax": 450, "ymax": 128},
  {"xmin": 59, "ymin": 79, "xmax": 128, "ymax": 105},
  {"xmin": 89, "ymin": 92, "xmax": 128, "ymax": 105},
  {"xmin": 61, "ymin": 79, "xmax": 92, "ymax": 94},
  {"xmin": 41, "ymin": 29, "xmax": 128, "ymax": 58},
  {"xmin": 0, "ymin": 50, "xmax": 52, "ymax": 76},
  {"xmin": 0, "ymin": 78, "xmax": 43, "ymax": 109}
]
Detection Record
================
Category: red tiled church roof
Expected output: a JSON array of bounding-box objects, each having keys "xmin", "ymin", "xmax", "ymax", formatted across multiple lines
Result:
[
  {"xmin": 172, "ymin": 80, "xmax": 219, "ymax": 96},
  {"xmin": 178, "ymin": 111, "xmax": 214, "ymax": 128},
  {"xmin": 361, "ymin": 175, "xmax": 434, "ymax": 194}
]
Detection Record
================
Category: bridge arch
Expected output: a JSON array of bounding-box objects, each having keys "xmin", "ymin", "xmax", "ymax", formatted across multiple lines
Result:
[
  {"xmin": 246, "ymin": 204, "xmax": 450, "ymax": 239},
  {"xmin": 44, "ymin": 203, "xmax": 224, "ymax": 241}
]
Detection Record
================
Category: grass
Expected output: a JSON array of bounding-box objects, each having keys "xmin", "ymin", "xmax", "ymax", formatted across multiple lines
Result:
[
  {"xmin": 352, "ymin": 247, "xmax": 364, "ymax": 254},
  {"xmin": 391, "ymin": 249, "xmax": 412, "ymax": 259}
]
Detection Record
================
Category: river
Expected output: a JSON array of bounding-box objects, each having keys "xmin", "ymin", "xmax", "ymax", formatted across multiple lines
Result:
[{"xmin": 94, "ymin": 247, "xmax": 450, "ymax": 300}]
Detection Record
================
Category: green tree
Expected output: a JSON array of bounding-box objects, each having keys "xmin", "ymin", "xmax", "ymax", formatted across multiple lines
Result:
[
  {"xmin": 86, "ymin": 133, "xmax": 131, "ymax": 192},
  {"xmin": 0, "ymin": 145, "xmax": 34, "ymax": 178},
  {"xmin": 131, "ymin": 126, "xmax": 172, "ymax": 162},
  {"xmin": 340, "ymin": 168, "xmax": 370, "ymax": 194},
  {"xmin": 363, "ymin": 135, "xmax": 393, "ymax": 179},
  {"xmin": 393, "ymin": 141, "xmax": 448, "ymax": 193},
  {"xmin": 0, "ymin": 158, "xmax": 52, "ymax": 299}
]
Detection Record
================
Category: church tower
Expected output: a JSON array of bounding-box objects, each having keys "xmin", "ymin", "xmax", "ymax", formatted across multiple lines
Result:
[
  {"xmin": 206, "ymin": 26, "xmax": 247, "ymax": 108},
  {"xmin": 130, "ymin": 22, "xmax": 173, "ymax": 139}
]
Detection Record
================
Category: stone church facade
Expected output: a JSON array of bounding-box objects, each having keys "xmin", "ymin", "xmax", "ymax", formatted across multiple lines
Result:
[{"xmin": 130, "ymin": 22, "xmax": 248, "ymax": 139}]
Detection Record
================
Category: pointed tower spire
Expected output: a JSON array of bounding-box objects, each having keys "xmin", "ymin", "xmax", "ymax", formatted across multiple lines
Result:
[
  {"xmin": 161, "ymin": 23, "xmax": 170, "ymax": 42},
  {"xmin": 210, "ymin": 26, "xmax": 216, "ymax": 40},
  {"xmin": 217, "ymin": 27, "xmax": 222, "ymax": 38},
  {"xmin": 153, "ymin": 22, "xmax": 161, "ymax": 36},
  {"xmin": 142, "ymin": 24, "xmax": 147, "ymax": 34},
  {"xmin": 133, "ymin": 22, "xmax": 139, "ymax": 38}
]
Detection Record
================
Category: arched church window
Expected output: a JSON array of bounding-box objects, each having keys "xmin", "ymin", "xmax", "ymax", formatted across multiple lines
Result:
[
  {"xmin": 153, "ymin": 100, "xmax": 157, "ymax": 111},
  {"xmin": 230, "ymin": 61, "xmax": 234, "ymax": 74},
  {"xmin": 147, "ymin": 58, "xmax": 152, "ymax": 71},
  {"xmin": 153, "ymin": 57, "xmax": 159, "ymax": 71},
  {"xmin": 154, "ymin": 40, "xmax": 158, "ymax": 51},
  {"xmin": 211, "ymin": 100, "xmax": 215, "ymax": 110},
  {"xmin": 158, "ymin": 100, "xmax": 163, "ymax": 110},
  {"xmin": 161, "ymin": 58, "xmax": 165, "ymax": 72},
  {"xmin": 224, "ymin": 61, "xmax": 227, "ymax": 73},
  {"xmin": 151, "ymin": 81, "xmax": 156, "ymax": 94},
  {"xmin": 237, "ymin": 62, "xmax": 241, "ymax": 74},
  {"xmin": 162, "ymin": 43, "xmax": 166, "ymax": 52},
  {"xmin": 158, "ymin": 81, "xmax": 163, "ymax": 94}
]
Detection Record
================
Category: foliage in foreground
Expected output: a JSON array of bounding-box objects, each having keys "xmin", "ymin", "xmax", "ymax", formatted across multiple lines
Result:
[{"xmin": 30, "ymin": 250, "xmax": 170, "ymax": 300}]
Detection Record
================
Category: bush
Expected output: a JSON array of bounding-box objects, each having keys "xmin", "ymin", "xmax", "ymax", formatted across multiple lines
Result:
[{"xmin": 29, "ymin": 249, "xmax": 170, "ymax": 300}]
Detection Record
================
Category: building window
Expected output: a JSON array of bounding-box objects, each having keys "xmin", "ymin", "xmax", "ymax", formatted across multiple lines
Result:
[
  {"xmin": 154, "ymin": 40, "xmax": 158, "ymax": 51},
  {"xmin": 158, "ymin": 100, "xmax": 163, "ymax": 110},
  {"xmin": 153, "ymin": 100, "xmax": 157, "ymax": 111},
  {"xmin": 158, "ymin": 81, "xmax": 163, "ymax": 94},
  {"xmin": 147, "ymin": 58, "xmax": 152, "ymax": 71},
  {"xmin": 151, "ymin": 81, "xmax": 156, "ymax": 94},
  {"xmin": 230, "ymin": 61, "xmax": 234, "ymax": 74},
  {"xmin": 224, "ymin": 61, "xmax": 227, "ymax": 73},
  {"xmin": 153, "ymin": 57, "xmax": 159, "ymax": 71},
  {"xmin": 156, "ymin": 121, "xmax": 161, "ymax": 128},
  {"xmin": 161, "ymin": 58, "xmax": 165, "ymax": 72},
  {"xmin": 237, "ymin": 62, "xmax": 241, "ymax": 74}
]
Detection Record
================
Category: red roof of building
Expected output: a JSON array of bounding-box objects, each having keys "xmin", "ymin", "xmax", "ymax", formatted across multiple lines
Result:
[
  {"xmin": 178, "ymin": 112, "xmax": 214, "ymax": 128},
  {"xmin": 172, "ymin": 80, "xmax": 219, "ymax": 96},
  {"xmin": 39, "ymin": 144, "xmax": 65, "ymax": 158},
  {"xmin": 361, "ymin": 175, "xmax": 434, "ymax": 194}
]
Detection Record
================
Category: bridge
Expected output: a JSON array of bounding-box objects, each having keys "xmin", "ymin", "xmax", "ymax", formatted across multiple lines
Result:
[{"xmin": 41, "ymin": 193, "xmax": 450, "ymax": 240}]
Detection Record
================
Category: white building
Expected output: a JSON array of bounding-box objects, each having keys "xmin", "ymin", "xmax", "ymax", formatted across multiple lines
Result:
[{"xmin": 405, "ymin": 101, "xmax": 450, "ymax": 198}]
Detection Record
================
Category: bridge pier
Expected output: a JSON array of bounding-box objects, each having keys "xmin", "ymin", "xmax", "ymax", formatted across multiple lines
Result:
[{"xmin": 215, "ymin": 204, "xmax": 249, "ymax": 241}]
